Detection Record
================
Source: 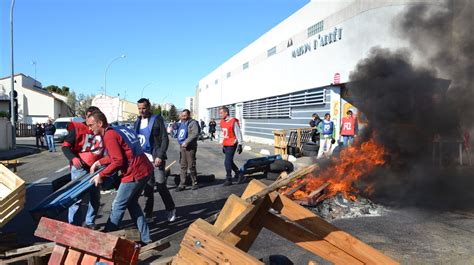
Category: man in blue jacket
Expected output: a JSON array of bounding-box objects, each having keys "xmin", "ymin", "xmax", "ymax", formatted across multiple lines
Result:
[{"xmin": 134, "ymin": 98, "xmax": 176, "ymax": 223}]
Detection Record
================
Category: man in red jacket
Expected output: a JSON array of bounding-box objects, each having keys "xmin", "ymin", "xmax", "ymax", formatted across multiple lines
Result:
[
  {"xmin": 62, "ymin": 106, "xmax": 104, "ymax": 229},
  {"xmin": 88, "ymin": 110, "xmax": 153, "ymax": 244},
  {"xmin": 219, "ymin": 106, "xmax": 244, "ymax": 186}
]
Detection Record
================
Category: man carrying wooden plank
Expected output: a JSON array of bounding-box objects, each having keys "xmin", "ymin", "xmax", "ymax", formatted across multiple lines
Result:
[
  {"xmin": 61, "ymin": 106, "xmax": 104, "ymax": 229},
  {"xmin": 88, "ymin": 110, "xmax": 153, "ymax": 244}
]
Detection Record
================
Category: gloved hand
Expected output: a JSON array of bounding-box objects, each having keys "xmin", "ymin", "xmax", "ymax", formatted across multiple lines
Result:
[
  {"xmin": 71, "ymin": 157, "xmax": 83, "ymax": 169},
  {"xmin": 237, "ymin": 144, "xmax": 243, "ymax": 155},
  {"xmin": 222, "ymin": 147, "xmax": 225, "ymax": 154},
  {"xmin": 331, "ymin": 138, "xmax": 336, "ymax": 145}
]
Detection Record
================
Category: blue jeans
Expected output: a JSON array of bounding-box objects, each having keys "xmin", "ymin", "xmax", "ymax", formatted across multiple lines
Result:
[
  {"xmin": 224, "ymin": 145, "xmax": 239, "ymax": 180},
  {"xmin": 46, "ymin": 135, "xmax": 56, "ymax": 151},
  {"xmin": 106, "ymin": 174, "xmax": 151, "ymax": 243},
  {"xmin": 342, "ymin": 135, "xmax": 354, "ymax": 147},
  {"xmin": 68, "ymin": 166, "xmax": 100, "ymax": 226}
]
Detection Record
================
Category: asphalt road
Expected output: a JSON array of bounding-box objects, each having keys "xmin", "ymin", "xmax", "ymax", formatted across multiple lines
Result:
[{"xmin": 3, "ymin": 137, "xmax": 474, "ymax": 264}]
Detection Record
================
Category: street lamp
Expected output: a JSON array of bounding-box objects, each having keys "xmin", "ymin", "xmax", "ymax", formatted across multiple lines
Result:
[
  {"xmin": 104, "ymin": 54, "xmax": 126, "ymax": 96},
  {"xmin": 140, "ymin": 82, "xmax": 153, "ymax": 98},
  {"xmin": 10, "ymin": 0, "xmax": 16, "ymax": 149}
]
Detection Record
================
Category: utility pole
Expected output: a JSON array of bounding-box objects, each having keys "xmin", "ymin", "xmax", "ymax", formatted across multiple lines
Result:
[{"xmin": 10, "ymin": 0, "xmax": 16, "ymax": 149}]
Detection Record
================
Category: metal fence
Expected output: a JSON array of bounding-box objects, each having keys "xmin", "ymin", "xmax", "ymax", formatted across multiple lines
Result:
[{"xmin": 16, "ymin": 123, "xmax": 35, "ymax": 137}]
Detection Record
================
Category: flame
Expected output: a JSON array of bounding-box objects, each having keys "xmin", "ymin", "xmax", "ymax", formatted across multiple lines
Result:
[{"xmin": 282, "ymin": 138, "xmax": 385, "ymax": 201}]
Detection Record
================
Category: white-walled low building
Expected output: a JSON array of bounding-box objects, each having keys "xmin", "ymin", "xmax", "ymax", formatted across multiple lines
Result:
[
  {"xmin": 196, "ymin": 0, "xmax": 446, "ymax": 144},
  {"xmin": 0, "ymin": 73, "xmax": 73, "ymax": 124}
]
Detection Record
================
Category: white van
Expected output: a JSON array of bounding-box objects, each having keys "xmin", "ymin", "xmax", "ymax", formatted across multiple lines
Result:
[{"xmin": 53, "ymin": 117, "xmax": 85, "ymax": 142}]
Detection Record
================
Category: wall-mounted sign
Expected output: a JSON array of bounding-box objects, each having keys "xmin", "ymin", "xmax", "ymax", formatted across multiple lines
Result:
[
  {"xmin": 292, "ymin": 27, "xmax": 343, "ymax": 58},
  {"xmin": 334, "ymin": 73, "xmax": 341, "ymax": 84}
]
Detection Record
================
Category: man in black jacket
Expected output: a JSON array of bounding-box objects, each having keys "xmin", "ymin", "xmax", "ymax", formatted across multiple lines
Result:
[
  {"xmin": 44, "ymin": 119, "xmax": 56, "ymax": 152},
  {"xmin": 135, "ymin": 98, "xmax": 176, "ymax": 223}
]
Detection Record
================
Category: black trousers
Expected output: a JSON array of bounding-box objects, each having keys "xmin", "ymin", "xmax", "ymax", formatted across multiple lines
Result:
[{"xmin": 143, "ymin": 160, "xmax": 176, "ymax": 217}]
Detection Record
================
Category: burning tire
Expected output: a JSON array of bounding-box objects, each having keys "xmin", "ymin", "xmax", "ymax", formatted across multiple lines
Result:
[{"xmin": 269, "ymin": 160, "xmax": 294, "ymax": 172}]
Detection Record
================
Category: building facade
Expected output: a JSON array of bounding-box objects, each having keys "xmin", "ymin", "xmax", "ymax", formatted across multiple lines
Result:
[
  {"xmin": 0, "ymin": 73, "xmax": 73, "ymax": 124},
  {"xmin": 196, "ymin": 0, "xmax": 445, "ymax": 144}
]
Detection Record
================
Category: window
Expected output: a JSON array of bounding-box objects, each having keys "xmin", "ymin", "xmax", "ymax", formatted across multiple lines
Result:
[
  {"xmin": 227, "ymin": 72, "xmax": 231, "ymax": 78},
  {"xmin": 287, "ymin": 38, "xmax": 293, "ymax": 47},
  {"xmin": 243, "ymin": 62, "xmax": 249, "ymax": 70},
  {"xmin": 307, "ymin": 20, "xmax": 324, "ymax": 37},
  {"xmin": 267, "ymin": 46, "xmax": 276, "ymax": 57}
]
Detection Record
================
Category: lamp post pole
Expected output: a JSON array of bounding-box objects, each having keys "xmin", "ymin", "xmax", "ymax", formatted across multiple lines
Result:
[
  {"xmin": 104, "ymin": 54, "xmax": 126, "ymax": 96},
  {"xmin": 140, "ymin": 82, "xmax": 153, "ymax": 98},
  {"xmin": 10, "ymin": 0, "xmax": 16, "ymax": 149}
]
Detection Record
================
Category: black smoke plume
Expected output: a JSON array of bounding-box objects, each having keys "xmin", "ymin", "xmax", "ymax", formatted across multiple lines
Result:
[{"xmin": 347, "ymin": 0, "xmax": 474, "ymax": 209}]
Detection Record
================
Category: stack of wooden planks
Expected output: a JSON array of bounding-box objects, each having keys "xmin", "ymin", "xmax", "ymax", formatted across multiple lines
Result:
[{"xmin": 171, "ymin": 163, "xmax": 399, "ymax": 264}]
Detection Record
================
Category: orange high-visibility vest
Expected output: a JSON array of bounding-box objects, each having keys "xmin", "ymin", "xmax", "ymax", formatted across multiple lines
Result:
[
  {"xmin": 220, "ymin": 117, "xmax": 239, "ymax": 146},
  {"xmin": 341, "ymin": 117, "xmax": 355, "ymax": 136}
]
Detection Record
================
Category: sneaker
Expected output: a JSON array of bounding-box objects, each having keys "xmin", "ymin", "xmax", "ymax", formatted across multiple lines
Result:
[
  {"xmin": 191, "ymin": 184, "xmax": 198, "ymax": 190},
  {"xmin": 176, "ymin": 186, "xmax": 185, "ymax": 192},
  {"xmin": 167, "ymin": 209, "xmax": 176, "ymax": 222},
  {"xmin": 223, "ymin": 180, "xmax": 233, "ymax": 186},
  {"xmin": 83, "ymin": 224, "xmax": 98, "ymax": 230},
  {"xmin": 237, "ymin": 175, "xmax": 247, "ymax": 184}
]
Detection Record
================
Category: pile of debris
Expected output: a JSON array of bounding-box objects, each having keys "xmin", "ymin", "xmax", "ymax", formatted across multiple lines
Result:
[{"xmin": 311, "ymin": 192, "xmax": 385, "ymax": 220}]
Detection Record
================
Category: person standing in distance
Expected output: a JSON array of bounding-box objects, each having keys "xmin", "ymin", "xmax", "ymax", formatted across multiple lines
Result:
[
  {"xmin": 62, "ymin": 106, "xmax": 104, "ymax": 229},
  {"xmin": 340, "ymin": 110, "xmax": 358, "ymax": 147},
  {"xmin": 219, "ymin": 106, "xmax": 244, "ymax": 186},
  {"xmin": 309, "ymin": 113, "xmax": 322, "ymax": 143},
  {"xmin": 134, "ymin": 98, "xmax": 176, "ymax": 223},
  {"xmin": 88, "ymin": 110, "xmax": 153, "ymax": 244},
  {"xmin": 208, "ymin": 119, "xmax": 217, "ymax": 141},
  {"xmin": 176, "ymin": 109, "xmax": 200, "ymax": 191},
  {"xmin": 44, "ymin": 119, "xmax": 56, "ymax": 152},
  {"xmin": 317, "ymin": 113, "xmax": 336, "ymax": 158}
]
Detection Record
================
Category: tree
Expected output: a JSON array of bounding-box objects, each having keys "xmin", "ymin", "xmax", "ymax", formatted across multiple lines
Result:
[
  {"xmin": 44, "ymin": 85, "xmax": 70, "ymax": 96},
  {"xmin": 150, "ymin": 104, "xmax": 162, "ymax": 115},
  {"xmin": 169, "ymin": 105, "xmax": 179, "ymax": 121},
  {"xmin": 76, "ymin": 94, "xmax": 93, "ymax": 118},
  {"xmin": 67, "ymin": 91, "xmax": 77, "ymax": 116}
]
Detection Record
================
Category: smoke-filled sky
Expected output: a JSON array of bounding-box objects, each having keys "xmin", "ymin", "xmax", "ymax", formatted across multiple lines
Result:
[{"xmin": 347, "ymin": 0, "xmax": 474, "ymax": 209}]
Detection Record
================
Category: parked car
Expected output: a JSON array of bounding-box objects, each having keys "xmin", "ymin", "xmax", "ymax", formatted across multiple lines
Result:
[{"xmin": 53, "ymin": 117, "xmax": 85, "ymax": 142}]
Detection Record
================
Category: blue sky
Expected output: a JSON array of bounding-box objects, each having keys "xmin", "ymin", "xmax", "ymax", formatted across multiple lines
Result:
[{"xmin": 0, "ymin": 0, "xmax": 309, "ymax": 108}]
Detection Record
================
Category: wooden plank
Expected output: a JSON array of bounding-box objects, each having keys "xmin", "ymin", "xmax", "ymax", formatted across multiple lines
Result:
[
  {"xmin": 3, "ymin": 242, "xmax": 55, "ymax": 258},
  {"xmin": 214, "ymin": 194, "xmax": 253, "ymax": 231},
  {"xmin": 0, "ymin": 164, "xmax": 24, "ymax": 190},
  {"xmin": 0, "ymin": 197, "xmax": 25, "ymax": 228},
  {"xmin": 276, "ymin": 171, "xmax": 289, "ymax": 181},
  {"xmin": 177, "ymin": 244, "xmax": 217, "ymax": 264},
  {"xmin": 0, "ymin": 190, "xmax": 25, "ymax": 215},
  {"xmin": 272, "ymin": 195, "xmax": 399, "ymax": 265},
  {"xmin": 81, "ymin": 254, "xmax": 99, "ymax": 265},
  {"xmin": 34, "ymin": 217, "xmax": 135, "ymax": 260},
  {"xmin": 245, "ymin": 164, "xmax": 319, "ymax": 204},
  {"xmin": 263, "ymin": 212, "xmax": 363, "ymax": 265},
  {"xmin": 180, "ymin": 219, "xmax": 262, "ymax": 264},
  {"xmin": 165, "ymin": 160, "xmax": 177, "ymax": 171},
  {"xmin": 48, "ymin": 245, "xmax": 68, "ymax": 265},
  {"xmin": 64, "ymin": 248, "xmax": 83, "ymax": 265}
]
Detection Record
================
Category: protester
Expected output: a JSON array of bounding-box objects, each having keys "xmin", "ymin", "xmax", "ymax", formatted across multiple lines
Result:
[
  {"xmin": 88, "ymin": 110, "xmax": 153, "ymax": 244},
  {"xmin": 317, "ymin": 113, "xmax": 336, "ymax": 158},
  {"xmin": 176, "ymin": 109, "xmax": 200, "ymax": 191},
  {"xmin": 309, "ymin": 113, "xmax": 322, "ymax": 143},
  {"xmin": 208, "ymin": 119, "xmax": 217, "ymax": 141},
  {"xmin": 42, "ymin": 123, "xmax": 48, "ymax": 148},
  {"xmin": 35, "ymin": 123, "xmax": 45, "ymax": 149},
  {"xmin": 340, "ymin": 110, "xmax": 358, "ymax": 147},
  {"xmin": 62, "ymin": 106, "xmax": 104, "ymax": 229},
  {"xmin": 44, "ymin": 119, "xmax": 56, "ymax": 152},
  {"xmin": 219, "ymin": 106, "xmax": 244, "ymax": 186},
  {"xmin": 134, "ymin": 98, "xmax": 176, "ymax": 223}
]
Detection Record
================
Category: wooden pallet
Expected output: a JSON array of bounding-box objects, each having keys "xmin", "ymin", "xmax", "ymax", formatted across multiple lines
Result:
[
  {"xmin": 0, "ymin": 160, "xmax": 19, "ymax": 173},
  {"xmin": 172, "ymin": 178, "xmax": 399, "ymax": 264},
  {"xmin": 0, "ymin": 164, "xmax": 25, "ymax": 228},
  {"xmin": 34, "ymin": 217, "xmax": 141, "ymax": 264}
]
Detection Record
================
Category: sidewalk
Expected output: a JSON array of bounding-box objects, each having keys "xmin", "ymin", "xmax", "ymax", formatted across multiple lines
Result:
[{"xmin": 0, "ymin": 145, "xmax": 41, "ymax": 160}]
